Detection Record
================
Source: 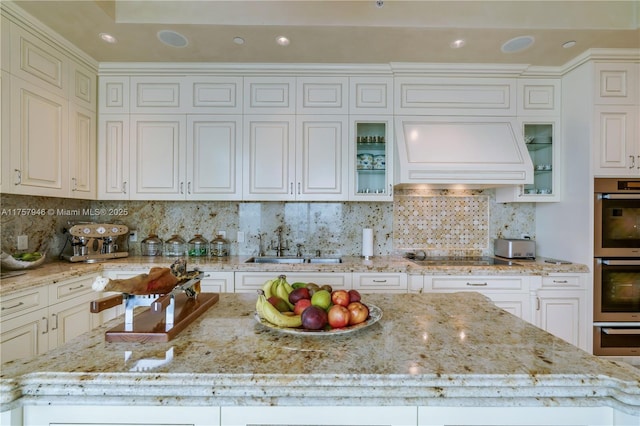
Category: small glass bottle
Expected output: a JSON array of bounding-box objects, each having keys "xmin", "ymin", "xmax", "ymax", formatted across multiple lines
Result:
[
  {"xmin": 141, "ymin": 234, "xmax": 163, "ymax": 256},
  {"xmin": 188, "ymin": 234, "xmax": 209, "ymax": 257},
  {"xmin": 164, "ymin": 234, "xmax": 186, "ymax": 257},
  {"xmin": 210, "ymin": 234, "xmax": 229, "ymax": 257}
]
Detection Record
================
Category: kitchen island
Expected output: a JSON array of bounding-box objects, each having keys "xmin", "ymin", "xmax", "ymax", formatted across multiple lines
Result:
[{"xmin": 0, "ymin": 292, "xmax": 638, "ymax": 426}]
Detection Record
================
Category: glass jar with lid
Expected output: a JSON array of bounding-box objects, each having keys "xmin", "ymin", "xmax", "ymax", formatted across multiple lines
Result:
[
  {"xmin": 188, "ymin": 234, "xmax": 209, "ymax": 257},
  {"xmin": 164, "ymin": 234, "xmax": 186, "ymax": 257},
  {"xmin": 141, "ymin": 234, "xmax": 163, "ymax": 256},
  {"xmin": 210, "ymin": 234, "xmax": 229, "ymax": 257}
]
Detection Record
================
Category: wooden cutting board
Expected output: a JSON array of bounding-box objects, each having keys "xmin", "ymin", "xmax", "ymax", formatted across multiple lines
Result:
[{"xmin": 104, "ymin": 293, "xmax": 219, "ymax": 343}]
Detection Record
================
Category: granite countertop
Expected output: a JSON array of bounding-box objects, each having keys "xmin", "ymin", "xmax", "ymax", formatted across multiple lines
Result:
[
  {"xmin": 0, "ymin": 292, "xmax": 638, "ymax": 414},
  {"xmin": 0, "ymin": 255, "xmax": 589, "ymax": 297}
]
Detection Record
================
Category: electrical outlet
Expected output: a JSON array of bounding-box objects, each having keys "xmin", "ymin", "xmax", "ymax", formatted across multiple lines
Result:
[
  {"xmin": 17, "ymin": 235, "xmax": 28, "ymax": 250},
  {"xmin": 218, "ymin": 230, "xmax": 226, "ymax": 238},
  {"xmin": 129, "ymin": 230, "xmax": 138, "ymax": 242},
  {"xmin": 237, "ymin": 231, "xmax": 245, "ymax": 243}
]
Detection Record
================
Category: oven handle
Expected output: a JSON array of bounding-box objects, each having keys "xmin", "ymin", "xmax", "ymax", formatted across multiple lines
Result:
[
  {"xmin": 602, "ymin": 328, "xmax": 640, "ymax": 335},
  {"xmin": 602, "ymin": 259, "xmax": 640, "ymax": 266},
  {"xmin": 600, "ymin": 194, "xmax": 640, "ymax": 200}
]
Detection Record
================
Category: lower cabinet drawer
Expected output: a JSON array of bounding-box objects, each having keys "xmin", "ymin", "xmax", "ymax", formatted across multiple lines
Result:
[
  {"xmin": 49, "ymin": 274, "xmax": 97, "ymax": 303},
  {"xmin": 430, "ymin": 276, "xmax": 525, "ymax": 291},
  {"xmin": 0, "ymin": 286, "xmax": 48, "ymax": 320},
  {"xmin": 234, "ymin": 272, "xmax": 351, "ymax": 292},
  {"xmin": 353, "ymin": 273, "xmax": 408, "ymax": 293}
]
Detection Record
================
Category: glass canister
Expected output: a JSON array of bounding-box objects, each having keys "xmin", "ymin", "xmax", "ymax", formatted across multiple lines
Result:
[
  {"xmin": 164, "ymin": 234, "xmax": 186, "ymax": 257},
  {"xmin": 141, "ymin": 234, "xmax": 163, "ymax": 256},
  {"xmin": 188, "ymin": 234, "xmax": 209, "ymax": 257},
  {"xmin": 210, "ymin": 234, "xmax": 229, "ymax": 257}
]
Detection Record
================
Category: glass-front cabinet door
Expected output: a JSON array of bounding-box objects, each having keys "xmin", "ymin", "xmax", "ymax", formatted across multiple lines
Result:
[
  {"xmin": 349, "ymin": 117, "xmax": 393, "ymax": 201},
  {"xmin": 496, "ymin": 119, "xmax": 560, "ymax": 202}
]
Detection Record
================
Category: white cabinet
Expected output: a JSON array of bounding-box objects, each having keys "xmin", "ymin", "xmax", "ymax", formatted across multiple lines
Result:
[
  {"xmin": 97, "ymin": 114, "xmax": 130, "ymax": 199},
  {"xmin": 297, "ymin": 76, "xmax": 348, "ymax": 114},
  {"xmin": 423, "ymin": 275, "xmax": 531, "ymax": 322},
  {"xmin": 594, "ymin": 62, "xmax": 639, "ymax": 105},
  {"xmin": 234, "ymin": 272, "xmax": 352, "ymax": 292},
  {"xmin": 532, "ymin": 274, "xmax": 589, "ymax": 351},
  {"xmin": 129, "ymin": 115, "xmax": 186, "ymax": 200},
  {"xmin": 244, "ymin": 77, "xmax": 295, "ymax": 114},
  {"xmin": 517, "ymin": 78, "xmax": 561, "ymax": 116},
  {"xmin": 98, "ymin": 76, "xmax": 129, "ymax": 113},
  {"xmin": 222, "ymin": 406, "xmax": 417, "ymax": 426},
  {"xmin": 0, "ymin": 274, "xmax": 99, "ymax": 364},
  {"xmin": 186, "ymin": 115, "xmax": 243, "ymax": 200},
  {"xmin": 349, "ymin": 76, "xmax": 393, "ymax": 115},
  {"xmin": 350, "ymin": 116, "xmax": 393, "ymax": 200},
  {"xmin": 352, "ymin": 273, "xmax": 407, "ymax": 293},
  {"xmin": 242, "ymin": 115, "xmax": 295, "ymax": 200},
  {"xmin": 186, "ymin": 76, "xmax": 243, "ymax": 113},
  {"xmin": 395, "ymin": 77, "xmax": 517, "ymax": 116},
  {"xmin": 130, "ymin": 76, "xmax": 185, "ymax": 113},
  {"xmin": 496, "ymin": 119, "xmax": 561, "ymax": 202},
  {"xmin": 199, "ymin": 271, "xmax": 234, "ymax": 293},
  {"xmin": 593, "ymin": 105, "xmax": 639, "ymax": 176},
  {"xmin": 68, "ymin": 103, "xmax": 96, "ymax": 199}
]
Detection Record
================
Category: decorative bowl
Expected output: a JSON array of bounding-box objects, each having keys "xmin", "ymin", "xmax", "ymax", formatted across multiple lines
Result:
[{"xmin": 1, "ymin": 252, "xmax": 46, "ymax": 270}]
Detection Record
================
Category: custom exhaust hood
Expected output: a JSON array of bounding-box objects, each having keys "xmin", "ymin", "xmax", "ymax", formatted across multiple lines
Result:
[{"xmin": 394, "ymin": 116, "xmax": 534, "ymax": 188}]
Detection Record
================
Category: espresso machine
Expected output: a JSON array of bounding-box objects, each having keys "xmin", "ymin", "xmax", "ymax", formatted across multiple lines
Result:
[{"xmin": 62, "ymin": 223, "xmax": 129, "ymax": 263}]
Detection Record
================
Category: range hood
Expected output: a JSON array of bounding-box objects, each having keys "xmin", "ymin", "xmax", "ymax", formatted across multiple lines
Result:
[{"xmin": 394, "ymin": 116, "xmax": 534, "ymax": 188}]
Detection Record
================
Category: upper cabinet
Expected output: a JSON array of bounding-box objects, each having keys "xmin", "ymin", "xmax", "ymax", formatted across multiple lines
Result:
[
  {"xmin": 296, "ymin": 76, "xmax": 348, "ymax": 114},
  {"xmin": 349, "ymin": 76, "xmax": 393, "ymax": 115},
  {"xmin": 592, "ymin": 62, "xmax": 639, "ymax": 177},
  {"xmin": 1, "ymin": 18, "xmax": 97, "ymax": 199},
  {"xmin": 243, "ymin": 77, "xmax": 295, "ymax": 114},
  {"xmin": 350, "ymin": 117, "xmax": 393, "ymax": 200},
  {"xmin": 517, "ymin": 79, "xmax": 561, "ymax": 116},
  {"xmin": 394, "ymin": 77, "xmax": 517, "ymax": 116}
]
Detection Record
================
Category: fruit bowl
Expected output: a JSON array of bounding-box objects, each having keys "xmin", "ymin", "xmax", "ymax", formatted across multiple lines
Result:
[
  {"xmin": 0, "ymin": 252, "xmax": 46, "ymax": 270},
  {"xmin": 254, "ymin": 304, "xmax": 382, "ymax": 336}
]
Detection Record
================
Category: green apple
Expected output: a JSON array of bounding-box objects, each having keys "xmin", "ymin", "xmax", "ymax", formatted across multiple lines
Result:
[{"xmin": 310, "ymin": 289, "xmax": 331, "ymax": 310}]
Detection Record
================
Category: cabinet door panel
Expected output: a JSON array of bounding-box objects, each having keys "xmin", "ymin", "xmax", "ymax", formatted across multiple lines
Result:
[
  {"xmin": 244, "ymin": 77, "xmax": 295, "ymax": 114},
  {"xmin": 0, "ymin": 309, "xmax": 48, "ymax": 364},
  {"xmin": 69, "ymin": 104, "xmax": 96, "ymax": 199},
  {"xmin": 593, "ymin": 106, "xmax": 638, "ymax": 176},
  {"xmin": 536, "ymin": 293, "xmax": 582, "ymax": 347},
  {"xmin": 98, "ymin": 76, "xmax": 129, "ymax": 113},
  {"xmin": 297, "ymin": 76, "xmax": 348, "ymax": 114},
  {"xmin": 49, "ymin": 293, "xmax": 97, "ymax": 348},
  {"xmin": 10, "ymin": 76, "xmax": 68, "ymax": 196},
  {"xmin": 130, "ymin": 115, "xmax": 186, "ymax": 199},
  {"xmin": 98, "ymin": 115, "xmax": 129, "ymax": 199},
  {"xmin": 243, "ymin": 117, "xmax": 295, "ymax": 200},
  {"xmin": 187, "ymin": 115, "xmax": 242, "ymax": 200},
  {"xmin": 296, "ymin": 116, "xmax": 348, "ymax": 200}
]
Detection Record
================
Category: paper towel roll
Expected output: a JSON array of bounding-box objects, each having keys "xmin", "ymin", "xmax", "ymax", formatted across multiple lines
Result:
[{"xmin": 362, "ymin": 228, "xmax": 373, "ymax": 259}]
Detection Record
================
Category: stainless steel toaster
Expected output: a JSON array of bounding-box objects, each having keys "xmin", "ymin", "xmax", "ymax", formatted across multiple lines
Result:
[{"xmin": 494, "ymin": 238, "xmax": 536, "ymax": 259}]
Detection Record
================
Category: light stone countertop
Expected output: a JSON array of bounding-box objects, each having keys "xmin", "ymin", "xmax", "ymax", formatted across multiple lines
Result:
[
  {"xmin": 0, "ymin": 256, "xmax": 589, "ymax": 296},
  {"xmin": 0, "ymin": 292, "xmax": 638, "ymax": 415}
]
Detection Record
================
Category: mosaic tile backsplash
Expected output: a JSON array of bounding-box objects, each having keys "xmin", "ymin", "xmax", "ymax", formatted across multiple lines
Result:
[{"xmin": 1, "ymin": 190, "xmax": 534, "ymax": 259}]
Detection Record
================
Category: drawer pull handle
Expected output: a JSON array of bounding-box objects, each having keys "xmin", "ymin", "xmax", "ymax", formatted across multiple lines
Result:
[
  {"xmin": 51, "ymin": 313, "xmax": 58, "ymax": 331},
  {"xmin": 552, "ymin": 280, "xmax": 569, "ymax": 284},
  {"xmin": 68, "ymin": 284, "xmax": 85, "ymax": 291},
  {"xmin": 466, "ymin": 282, "xmax": 488, "ymax": 286},
  {"xmin": 2, "ymin": 301, "xmax": 24, "ymax": 310},
  {"xmin": 372, "ymin": 279, "xmax": 388, "ymax": 283},
  {"xmin": 42, "ymin": 316, "xmax": 49, "ymax": 334}
]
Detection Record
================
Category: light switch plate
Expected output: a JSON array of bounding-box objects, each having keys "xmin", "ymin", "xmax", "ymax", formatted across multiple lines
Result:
[{"xmin": 17, "ymin": 235, "xmax": 28, "ymax": 250}]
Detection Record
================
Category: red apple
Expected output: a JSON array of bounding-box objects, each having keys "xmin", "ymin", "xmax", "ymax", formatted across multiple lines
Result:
[
  {"xmin": 293, "ymin": 298, "xmax": 312, "ymax": 315},
  {"xmin": 347, "ymin": 301, "xmax": 369, "ymax": 325},
  {"xmin": 331, "ymin": 290, "xmax": 350, "ymax": 307},
  {"xmin": 327, "ymin": 305, "xmax": 350, "ymax": 328},
  {"xmin": 348, "ymin": 289, "xmax": 361, "ymax": 303}
]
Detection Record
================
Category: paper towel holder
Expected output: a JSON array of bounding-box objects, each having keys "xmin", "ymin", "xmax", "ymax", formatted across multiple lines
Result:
[{"xmin": 362, "ymin": 228, "xmax": 374, "ymax": 260}]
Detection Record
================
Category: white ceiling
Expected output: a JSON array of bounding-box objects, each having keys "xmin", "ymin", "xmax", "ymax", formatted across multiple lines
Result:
[{"xmin": 10, "ymin": 0, "xmax": 640, "ymax": 67}]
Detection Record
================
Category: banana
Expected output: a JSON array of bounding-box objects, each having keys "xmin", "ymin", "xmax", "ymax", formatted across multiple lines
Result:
[
  {"xmin": 270, "ymin": 277, "xmax": 281, "ymax": 298},
  {"xmin": 256, "ymin": 291, "xmax": 302, "ymax": 328},
  {"xmin": 275, "ymin": 278, "xmax": 294, "ymax": 310},
  {"xmin": 281, "ymin": 276, "xmax": 294, "ymax": 294},
  {"xmin": 261, "ymin": 277, "xmax": 278, "ymax": 299}
]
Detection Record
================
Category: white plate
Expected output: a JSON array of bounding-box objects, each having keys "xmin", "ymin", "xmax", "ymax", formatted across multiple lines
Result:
[{"xmin": 254, "ymin": 304, "xmax": 382, "ymax": 336}]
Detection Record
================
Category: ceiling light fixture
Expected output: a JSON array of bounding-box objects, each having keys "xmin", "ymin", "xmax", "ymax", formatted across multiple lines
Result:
[
  {"xmin": 276, "ymin": 36, "xmax": 290, "ymax": 46},
  {"xmin": 450, "ymin": 39, "xmax": 466, "ymax": 49},
  {"xmin": 157, "ymin": 30, "xmax": 188, "ymax": 48},
  {"xmin": 376, "ymin": 0, "xmax": 384, "ymax": 8},
  {"xmin": 99, "ymin": 33, "xmax": 117, "ymax": 44},
  {"xmin": 233, "ymin": 37, "xmax": 245, "ymax": 45},
  {"xmin": 562, "ymin": 40, "xmax": 577, "ymax": 49},
  {"xmin": 501, "ymin": 35, "xmax": 535, "ymax": 53}
]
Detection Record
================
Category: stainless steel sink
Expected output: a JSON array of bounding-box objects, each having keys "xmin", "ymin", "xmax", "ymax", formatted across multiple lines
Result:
[{"xmin": 245, "ymin": 257, "xmax": 342, "ymax": 264}]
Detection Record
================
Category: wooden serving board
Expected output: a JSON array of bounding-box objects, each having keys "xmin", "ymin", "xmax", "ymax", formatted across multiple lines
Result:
[{"xmin": 104, "ymin": 293, "xmax": 219, "ymax": 343}]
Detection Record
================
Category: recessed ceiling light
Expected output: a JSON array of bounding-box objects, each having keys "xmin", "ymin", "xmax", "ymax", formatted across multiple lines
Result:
[
  {"xmin": 562, "ymin": 40, "xmax": 577, "ymax": 49},
  {"xmin": 99, "ymin": 33, "xmax": 117, "ymax": 44},
  {"xmin": 276, "ymin": 36, "xmax": 290, "ymax": 46},
  {"xmin": 233, "ymin": 37, "xmax": 245, "ymax": 45},
  {"xmin": 501, "ymin": 35, "xmax": 535, "ymax": 53},
  {"xmin": 450, "ymin": 39, "xmax": 466, "ymax": 49},
  {"xmin": 157, "ymin": 30, "xmax": 188, "ymax": 48}
]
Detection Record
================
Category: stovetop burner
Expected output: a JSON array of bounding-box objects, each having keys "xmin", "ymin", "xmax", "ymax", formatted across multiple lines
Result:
[{"xmin": 409, "ymin": 256, "xmax": 521, "ymax": 266}]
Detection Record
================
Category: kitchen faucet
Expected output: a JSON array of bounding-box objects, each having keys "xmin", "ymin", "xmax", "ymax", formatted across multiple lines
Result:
[{"xmin": 270, "ymin": 226, "xmax": 289, "ymax": 257}]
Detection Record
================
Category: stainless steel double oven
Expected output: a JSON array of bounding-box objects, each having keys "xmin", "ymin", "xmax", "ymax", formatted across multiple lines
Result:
[{"xmin": 593, "ymin": 178, "xmax": 640, "ymax": 356}]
